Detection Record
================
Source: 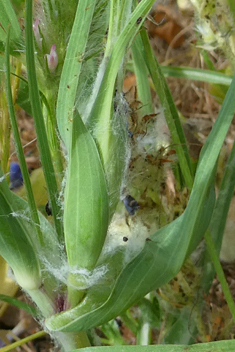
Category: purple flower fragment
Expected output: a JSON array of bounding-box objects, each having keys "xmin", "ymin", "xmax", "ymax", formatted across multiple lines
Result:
[{"xmin": 10, "ymin": 162, "xmax": 23, "ymax": 189}]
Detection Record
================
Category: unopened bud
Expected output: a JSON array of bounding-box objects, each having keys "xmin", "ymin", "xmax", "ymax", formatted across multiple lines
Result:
[
  {"xmin": 46, "ymin": 44, "xmax": 58, "ymax": 73},
  {"xmin": 33, "ymin": 18, "xmax": 42, "ymax": 50}
]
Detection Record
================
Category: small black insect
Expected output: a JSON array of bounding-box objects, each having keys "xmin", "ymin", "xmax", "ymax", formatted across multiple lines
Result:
[
  {"xmin": 123, "ymin": 195, "xmax": 140, "ymax": 216},
  {"xmin": 115, "ymin": 317, "xmax": 123, "ymax": 327},
  {"xmin": 45, "ymin": 201, "xmax": 52, "ymax": 216},
  {"xmin": 128, "ymin": 129, "xmax": 133, "ymax": 138},
  {"xmin": 136, "ymin": 17, "xmax": 142, "ymax": 24},
  {"xmin": 123, "ymin": 236, "xmax": 128, "ymax": 242}
]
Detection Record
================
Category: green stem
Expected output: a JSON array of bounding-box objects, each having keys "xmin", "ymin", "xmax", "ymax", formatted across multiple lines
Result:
[
  {"xmin": 204, "ymin": 230, "xmax": 235, "ymax": 321},
  {"xmin": 0, "ymin": 331, "xmax": 46, "ymax": 352},
  {"xmin": 131, "ymin": 33, "xmax": 153, "ymax": 116},
  {"xmin": 26, "ymin": 288, "xmax": 55, "ymax": 318},
  {"xmin": 120, "ymin": 312, "xmax": 138, "ymax": 335},
  {"xmin": 137, "ymin": 321, "xmax": 151, "ymax": 345},
  {"xmin": 105, "ymin": 0, "xmax": 118, "ymax": 57},
  {"xmin": 136, "ymin": 293, "xmax": 152, "ymax": 346},
  {"xmin": 42, "ymin": 90, "xmax": 64, "ymax": 181},
  {"xmin": 55, "ymin": 331, "xmax": 91, "ymax": 351}
]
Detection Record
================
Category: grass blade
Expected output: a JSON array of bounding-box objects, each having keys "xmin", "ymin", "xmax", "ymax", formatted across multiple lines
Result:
[
  {"xmin": 209, "ymin": 138, "xmax": 235, "ymax": 251},
  {"xmin": 0, "ymin": 0, "xmax": 21, "ymax": 42},
  {"xmin": 204, "ymin": 230, "xmax": 235, "ymax": 321},
  {"xmin": 140, "ymin": 30, "xmax": 193, "ymax": 190},
  {"xmin": 69, "ymin": 340, "xmax": 235, "ymax": 352},
  {"xmin": 161, "ymin": 65, "xmax": 232, "ymax": 85},
  {"xmin": 0, "ymin": 294, "xmax": 37, "ymax": 316},
  {"xmin": 5, "ymin": 28, "xmax": 44, "ymax": 247},
  {"xmin": 56, "ymin": 0, "xmax": 97, "ymax": 151},
  {"xmin": 131, "ymin": 34, "xmax": 153, "ymax": 115},
  {"xmin": 200, "ymin": 133, "xmax": 235, "ymax": 292},
  {"xmin": 126, "ymin": 62, "xmax": 233, "ymax": 86},
  {"xmin": 86, "ymin": 0, "xmax": 156, "ymax": 215},
  {"xmin": 25, "ymin": 0, "xmax": 63, "ymax": 240}
]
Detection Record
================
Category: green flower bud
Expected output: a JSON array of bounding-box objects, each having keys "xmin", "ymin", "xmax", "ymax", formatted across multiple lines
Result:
[
  {"xmin": 64, "ymin": 111, "xmax": 109, "ymax": 307},
  {"xmin": 0, "ymin": 171, "xmax": 41, "ymax": 291}
]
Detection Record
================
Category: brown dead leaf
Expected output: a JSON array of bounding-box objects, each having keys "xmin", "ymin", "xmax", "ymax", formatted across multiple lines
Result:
[{"xmin": 147, "ymin": 7, "xmax": 185, "ymax": 48}]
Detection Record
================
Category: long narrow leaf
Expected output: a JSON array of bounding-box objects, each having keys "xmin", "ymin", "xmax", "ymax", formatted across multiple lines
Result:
[
  {"xmin": 86, "ymin": 0, "xmax": 156, "ymax": 215},
  {"xmin": 125, "ymin": 63, "xmax": 233, "ymax": 86},
  {"xmin": 161, "ymin": 66, "xmax": 232, "ymax": 85},
  {"xmin": 88, "ymin": 0, "xmax": 156, "ymax": 158},
  {"xmin": 0, "ymin": 0, "xmax": 21, "ymax": 42},
  {"xmin": 56, "ymin": 0, "xmax": 97, "ymax": 151},
  {"xmin": 25, "ymin": 0, "xmax": 63, "ymax": 240},
  {"xmin": 0, "ymin": 294, "xmax": 37, "ymax": 316},
  {"xmin": 209, "ymin": 137, "xmax": 235, "ymax": 251},
  {"xmin": 204, "ymin": 230, "xmax": 235, "ymax": 321},
  {"xmin": 131, "ymin": 34, "xmax": 153, "ymax": 116},
  {"xmin": 5, "ymin": 29, "xmax": 44, "ymax": 247},
  {"xmin": 140, "ymin": 30, "xmax": 193, "ymax": 189},
  {"xmin": 200, "ymin": 135, "xmax": 235, "ymax": 293},
  {"xmin": 70, "ymin": 340, "xmax": 235, "ymax": 352}
]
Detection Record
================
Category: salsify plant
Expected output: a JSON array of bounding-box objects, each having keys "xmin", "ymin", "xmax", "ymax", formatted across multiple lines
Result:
[{"xmin": 1, "ymin": 0, "xmax": 235, "ymax": 351}]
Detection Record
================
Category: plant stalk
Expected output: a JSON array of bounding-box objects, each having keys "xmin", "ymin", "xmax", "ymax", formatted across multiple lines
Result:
[
  {"xmin": 204, "ymin": 230, "xmax": 235, "ymax": 322},
  {"xmin": 55, "ymin": 331, "xmax": 91, "ymax": 351}
]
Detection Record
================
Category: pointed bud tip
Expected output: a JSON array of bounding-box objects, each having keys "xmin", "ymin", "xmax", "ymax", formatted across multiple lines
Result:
[{"xmin": 46, "ymin": 44, "xmax": 58, "ymax": 73}]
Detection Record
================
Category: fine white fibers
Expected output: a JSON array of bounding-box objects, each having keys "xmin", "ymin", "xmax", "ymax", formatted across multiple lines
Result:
[
  {"xmin": 82, "ymin": 58, "xmax": 107, "ymax": 122},
  {"xmin": 136, "ymin": 108, "xmax": 170, "ymax": 156},
  {"xmin": 120, "ymin": 143, "xmax": 132, "ymax": 199},
  {"xmin": 100, "ymin": 211, "xmax": 149, "ymax": 264},
  {"xmin": 41, "ymin": 256, "xmax": 68, "ymax": 285},
  {"xmin": 97, "ymin": 107, "xmax": 171, "ymax": 266},
  {"xmin": 113, "ymin": 92, "xmax": 129, "ymax": 129},
  {"xmin": 123, "ymin": 220, "xmax": 149, "ymax": 264},
  {"xmin": 41, "ymin": 254, "xmax": 108, "ymax": 290},
  {"xmin": 57, "ymin": 169, "xmax": 67, "ymax": 213},
  {"xmin": 0, "ymin": 174, "xmax": 6, "ymax": 183},
  {"xmin": 154, "ymin": 109, "xmax": 171, "ymax": 148},
  {"xmin": 69, "ymin": 265, "xmax": 108, "ymax": 290},
  {"xmin": 11, "ymin": 211, "xmax": 31, "ymax": 223},
  {"xmin": 101, "ymin": 211, "xmax": 133, "ymax": 256}
]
